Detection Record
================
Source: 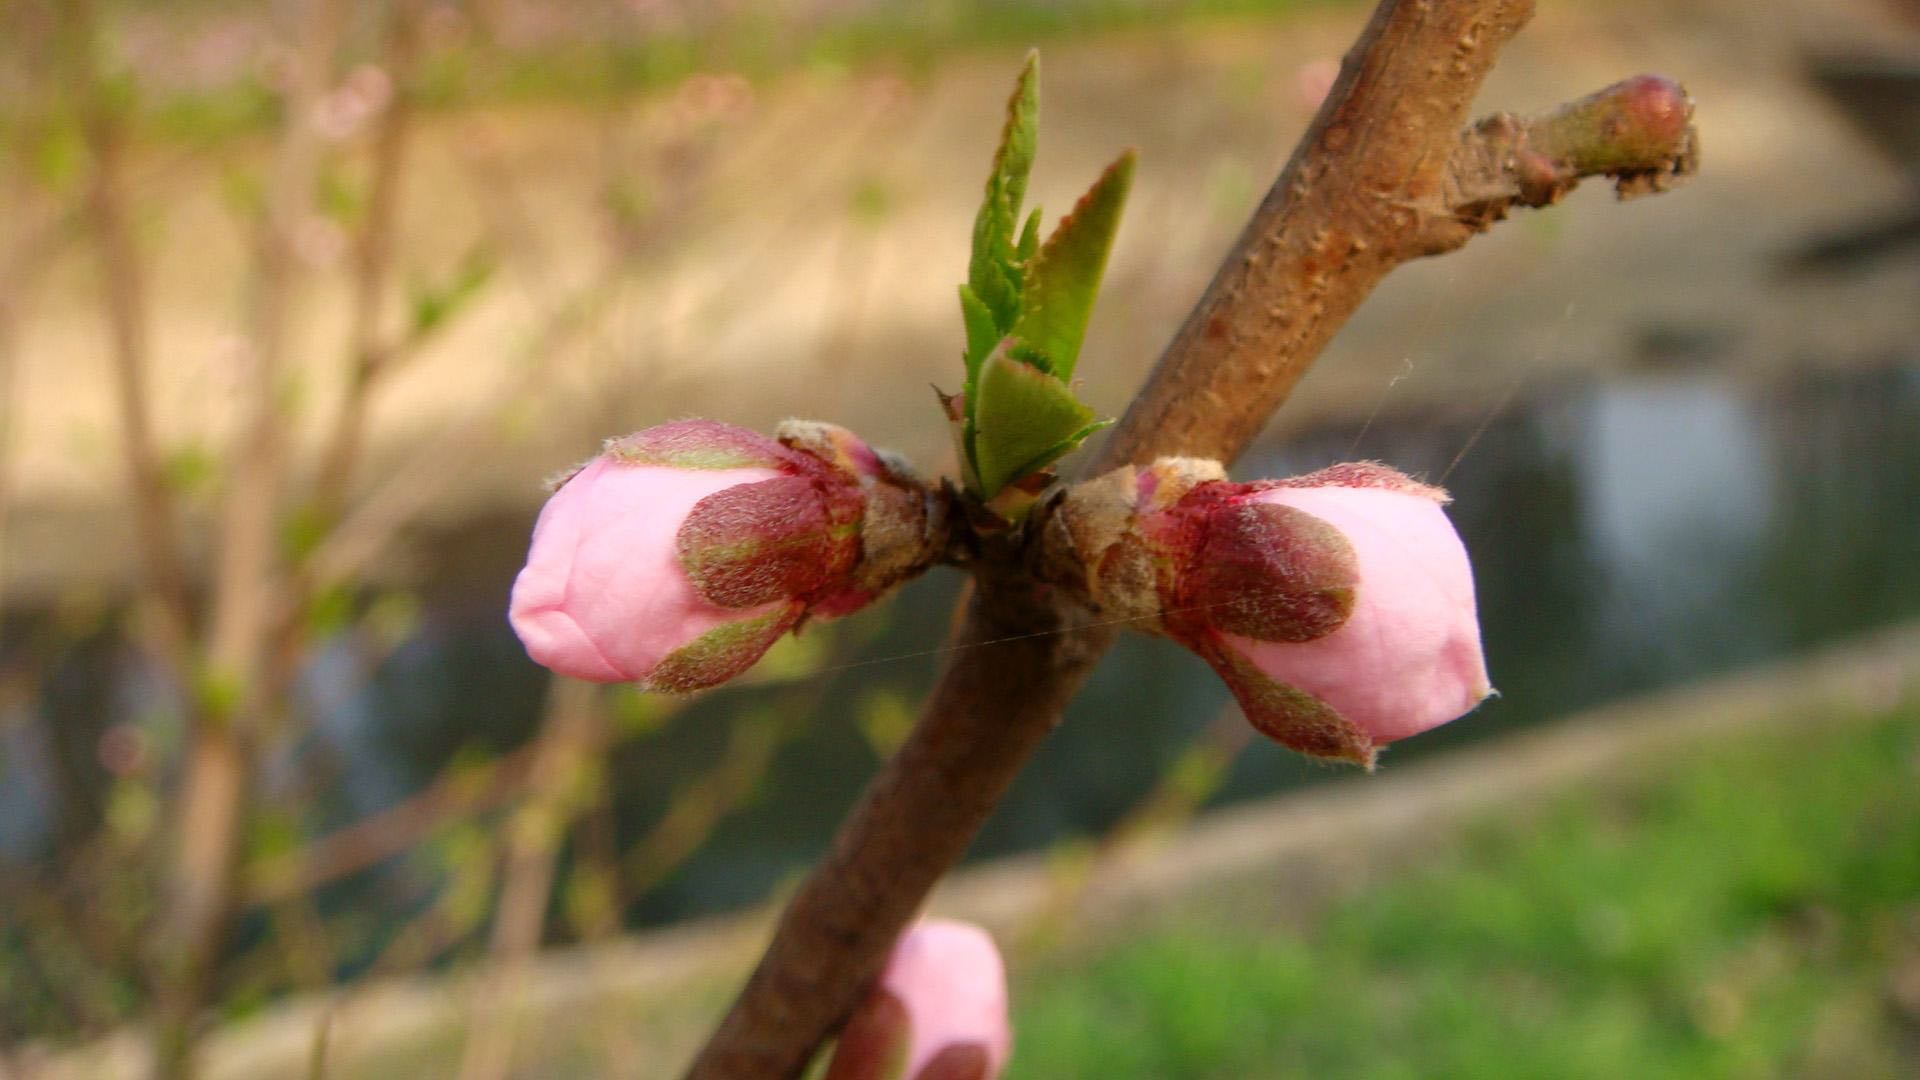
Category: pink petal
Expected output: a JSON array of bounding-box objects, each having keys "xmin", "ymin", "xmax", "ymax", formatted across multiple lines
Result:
[
  {"xmin": 508, "ymin": 457, "xmax": 786, "ymax": 682},
  {"xmin": 826, "ymin": 919, "xmax": 1011, "ymax": 1080},
  {"xmin": 1229, "ymin": 486, "xmax": 1490, "ymax": 743}
]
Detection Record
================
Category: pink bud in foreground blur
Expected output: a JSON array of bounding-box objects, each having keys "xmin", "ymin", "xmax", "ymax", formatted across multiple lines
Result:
[
  {"xmin": 825, "ymin": 919, "xmax": 1011, "ymax": 1080},
  {"xmin": 1057, "ymin": 459, "xmax": 1491, "ymax": 767},
  {"xmin": 510, "ymin": 419, "xmax": 932, "ymax": 691}
]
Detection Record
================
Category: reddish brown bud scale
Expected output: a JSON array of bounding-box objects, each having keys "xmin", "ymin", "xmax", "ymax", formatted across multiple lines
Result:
[
  {"xmin": 606, "ymin": 418, "xmax": 793, "ymax": 471},
  {"xmin": 677, "ymin": 475, "xmax": 843, "ymax": 608},
  {"xmin": 917, "ymin": 1047, "xmax": 993, "ymax": 1080},
  {"xmin": 1189, "ymin": 501, "xmax": 1357, "ymax": 643},
  {"xmin": 1270, "ymin": 459, "xmax": 1450, "ymax": 500},
  {"xmin": 645, "ymin": 605, "xmax": 804, "ymax": 693},
  {"xmin": 1203, "ymin": 641, "xmax": 1372, "ymax": 765}
]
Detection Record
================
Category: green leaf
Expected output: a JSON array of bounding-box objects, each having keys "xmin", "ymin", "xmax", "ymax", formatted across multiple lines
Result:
[
  {"xmin": 964, "ymin": 51, "xmax": 1040, "ymax": 343},
  {"xmin": 936, "ymin": 387, "xmax": 981, "ymax": 494},
  {"xmin": 958, "ymin": 284, "xmax": 999, "ymax": 381},
  {"xmin": 971, "ymin": 343, "xmax": 1100, "ymax": 497},
  {"xmin": 1016, "ymin": 207, "xmax": 1043, "ymax": 263},
  {"xmin": 1011, "ymin": 150, "xmax": 1135, "ymax": 380},
  {"xmin": 410, "ymin": 248, "xmax": 496, "ymax": 337},
  {"xmin": 991, "ymin": 51, "xmax": 1040, "ymax": 236},
  {"xmin": 966, "ymin": 210, "xmax": 1020, "ymax": 348},
  {"xmin": 28, "ymin": 119, "xmax": 86, "ymax": 194},
  {"xmin": 1010, "ymin": 340, "xmax": 1058, "ymax": 376}
]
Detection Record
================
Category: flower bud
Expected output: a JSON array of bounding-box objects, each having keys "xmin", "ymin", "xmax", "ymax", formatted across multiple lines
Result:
[
  {"xmin": 1054, "ymin": 460, "xmax": 1491, "ymax": 767},
  {"xmin": 509, "ymin": 419, "xmax": 936, "ymax": 691},
  {"xmin": 824, "ymin": 919, "xmax": 1011, "ymax": 1080}
]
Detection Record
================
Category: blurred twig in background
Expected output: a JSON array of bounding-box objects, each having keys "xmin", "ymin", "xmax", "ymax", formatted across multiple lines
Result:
[
  {"xmin": 1020, "ymin": 700, "xmax": 1255, "ymax": 950},
  {"xmin": 454, "ymin": 677, "xmax": 601, "ymax": 1080},
  {"xmin": 13, "ymin": 0, "xmax": 856, "ymax": 1071}
]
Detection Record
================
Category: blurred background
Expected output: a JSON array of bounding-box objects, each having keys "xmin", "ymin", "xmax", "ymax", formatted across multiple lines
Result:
[{"xmin": 1, "ymin": 0, "xmax": 1917, "ymax": 1076}]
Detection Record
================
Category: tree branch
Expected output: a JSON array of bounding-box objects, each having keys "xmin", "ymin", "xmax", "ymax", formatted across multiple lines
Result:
[
  {"xmin": 310, "ymin": 0, "xmax": 424, "ymax": 523},
  {"xmin": 153, "ymin": 1, "xmax": 349, "ymax": 1073},
  {"xmin": 240, "ymin": 742, "xmax": 541, "ymax": 907},
  {"xmin": 686, "ymin": 2, "xmax": 1698, "ymax": 1075},
  {"xmin": 1435, "ymin": 74, "xmax": 1697, "ymax": 250},
  {"xmin": 62, "ymin": 0, "xmax": 198, "ymax": 659}
]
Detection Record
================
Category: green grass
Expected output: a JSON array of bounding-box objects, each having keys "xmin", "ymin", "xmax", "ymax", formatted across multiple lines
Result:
[
  {"xmin": 1008, "ymin": 703, "xmax": 1920, "ymax": 1079},
  {"xmin": 214, "ymin": 696, "xmax": 1920, "ymax": 1079}
]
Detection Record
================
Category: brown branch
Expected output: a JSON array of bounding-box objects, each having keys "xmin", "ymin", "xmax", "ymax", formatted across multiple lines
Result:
[
  {"xmin": 455, "ymin": 678, "xmax": 602, "ymax": 1080},
  {"xmin": 684, "ymin": 1, "xmax": 1701, "ymax": 1076},
  {"xmin": 60, "ymin": 0, "xmax": 198, "ymax": 658},
  {"xmin": 310, "ymin": 0, "xmax": 424, "ymax": 523},
  {"xmin": 688, "ymin": 565, "xmax": 1099, "ymax": 1079},
  {"xmin": 1095, "ymin": 12, "xmax": 1697, "ymax": 470},
  {"xmin": 241, "ymin": 742, "xmax": 542, "ymax": 907},
  {"xmin": 623, "ymin": 709, "xmax": 794, "ymax": 894},
  {"xmin": 152, "ymin": 1, "xmax": 350, "ymax": 1074},
  {"xmin": 295, "ymin": 272, "xmax": 630, "ymax": 596},
  {"xmin": 1437, "ymin": 74, "xmax": 1697, "ymax": 246}
]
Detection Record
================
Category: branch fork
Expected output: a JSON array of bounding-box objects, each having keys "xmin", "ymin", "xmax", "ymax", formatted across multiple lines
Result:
[{"xmin": 681, "ymin": 1, "xmax": 1698, "ymax": 1072}]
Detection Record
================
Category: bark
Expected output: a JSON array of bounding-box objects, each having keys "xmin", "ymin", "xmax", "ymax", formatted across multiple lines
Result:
[
  {"xmin": 699, "ymin": 2, "xmax": 1704, "ymax": 1075},
  {"xmin": 150, "ymin": 1, "xmax": 349, "ymax": 1074},
  {"xmin": 63, "ymin": 0, "xmax": 196, "ymax": 659},
  {"xmin": 312, "ymin": 0, "xmax": 424, "ymax": 522},
  {"xmin": 689, "ymin": 561, "xmax": 1105, "ymax": 1079},
  {"xmin": 455, "ymin": 679, "xmax": 603, "ymax": 1080}
]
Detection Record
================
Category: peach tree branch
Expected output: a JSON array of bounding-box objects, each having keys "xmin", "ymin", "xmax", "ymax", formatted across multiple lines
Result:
[
  {"xmin": 686, "ymin": 2, "xmax": 1698, "ymax": 1075},
  {"xmin": 1437, "ymin": 74, "xmax": 1697, "ymax": 249}
]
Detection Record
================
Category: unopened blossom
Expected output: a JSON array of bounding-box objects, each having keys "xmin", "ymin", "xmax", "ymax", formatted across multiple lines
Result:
[
  {"xmin": 510, "ymin": 419, "xmax": 934, "ymax": 691},
  {"xmin": 1049, "ymin": 459, "xmax": 1491, "ymax": 766},
  {"xmin": 825, "ymin": 919, "xmax": 1011, "ymax": 1080}
]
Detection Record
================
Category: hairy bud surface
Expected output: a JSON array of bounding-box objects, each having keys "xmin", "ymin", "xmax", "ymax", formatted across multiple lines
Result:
[{"xmin": 510, "ymin": 419, "xmax": 935, "ymax": 690}]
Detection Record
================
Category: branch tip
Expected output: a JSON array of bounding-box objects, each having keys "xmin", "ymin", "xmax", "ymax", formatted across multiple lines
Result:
[{"xmin": 1443, "ymin": 73, "xmax": 1698, "ymax": 240}]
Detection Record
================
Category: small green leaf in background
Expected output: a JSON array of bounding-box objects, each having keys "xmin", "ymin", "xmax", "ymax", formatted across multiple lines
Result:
[
  {"xmin": 1012, "ymin": 150, "xmax": 1135, "ymax": 381},
  {"xmin": 27, "ymin": 118, "xmax": 87, "ymax": 194},
  {"xmin": 408, "ymin": 247, "xmax": 495, "ymax": 338},
  {"xmin": 317, "ymin": 162, "xmax": 365, "ymax": 225}
]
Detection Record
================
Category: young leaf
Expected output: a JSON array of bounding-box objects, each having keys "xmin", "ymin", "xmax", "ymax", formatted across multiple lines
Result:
[
  {"xmin": 991, "ymin": 51, "xmax": 1040, "ymax": 238},
  {"xmin": 959, "ymin": 285, "xmax": 999, "ymax": 373},
  {"xmin": 971, "ymin": 343, "xmax": 1098, "ymax": 497},
  {"xmin": 936, "ymin": 387, "xmax": 982, "ymax": 495},
  {"xmin": 1007, "ymin": 416, "xmax": 1114, "ymax": 488},
  {"xmin": 1010, "ymin": 150, "xmax": 1135, "ymax": 381},
  {"xmin": 967, "ymin": 206, "xmax": 1021, "ymax": 344},
  {"xmin": 1016, "ymin": 207, "xmax": 1042, "ymax": 264},
  {"xmin": 963, "ymin": 50, "xmax": 1040, "ymax": 353}
]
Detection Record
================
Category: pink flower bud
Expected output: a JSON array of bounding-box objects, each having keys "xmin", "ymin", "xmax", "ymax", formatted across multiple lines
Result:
[
  {"xmin": 1056, "ymin": 460, "xmax": 1491, "ymax": 766},
  {"xmin": 509, "ymin": 419, "xmax": 934, "ymax": 691},
  {"xmin": 825, "ymin": 919, "xmax": 1011, "ymax": 1080},
  {"xmin": 1207, "ymin": 464, "xmax": 1492, "ymax": 763}
]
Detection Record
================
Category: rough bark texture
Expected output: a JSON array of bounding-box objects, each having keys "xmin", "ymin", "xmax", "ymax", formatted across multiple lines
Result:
[{"xmin": 686, "ymin": 0, "xmax": 1698, "ymax": 1075}]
